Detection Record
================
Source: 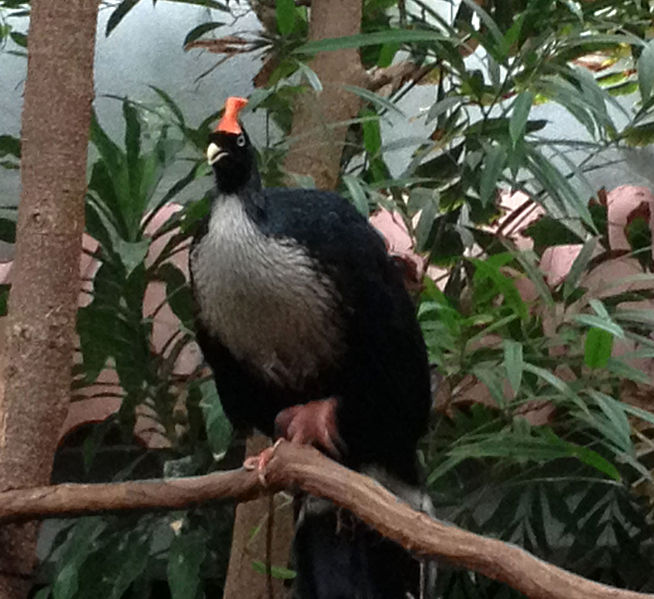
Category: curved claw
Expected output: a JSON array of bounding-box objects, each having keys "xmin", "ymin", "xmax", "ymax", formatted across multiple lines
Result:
[{"xmin": 243, "ymin": 439, "xmax": 283, "ymax": 485}]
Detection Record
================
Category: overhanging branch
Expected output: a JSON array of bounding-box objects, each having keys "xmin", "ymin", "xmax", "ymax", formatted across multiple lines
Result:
[{"xmin": 0, "ymin": 441, "xmax": 651, "ymax": 599}]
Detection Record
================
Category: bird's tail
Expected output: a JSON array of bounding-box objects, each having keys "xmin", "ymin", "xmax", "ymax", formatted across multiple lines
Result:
[{"xmin": 291, "ymin": 469, "xmax": 436, "ymax": 599}]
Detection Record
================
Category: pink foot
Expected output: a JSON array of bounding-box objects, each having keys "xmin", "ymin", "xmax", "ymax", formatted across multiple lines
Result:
[
  {"xmin": 243, "ymin": 439, "xmax": 282, "ymax": 484},
  {"xmin": 274, "ymin": 398, "xmax": 344, "ymax": 460}
]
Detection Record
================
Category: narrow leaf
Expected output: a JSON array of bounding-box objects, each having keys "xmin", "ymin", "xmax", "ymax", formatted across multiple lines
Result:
[
  {"xmin": 563, "ymin": 237, "xmax": 597, "ymax": 299},
  {"xmin": 342, "ymin": 175, "xmax": 369, "ymax": 216},
  {"xmin": 294, "ymin": 30, "xmax": 449, "ymax": 55},
  {"xmin": 509, "ymin": 91, "xmax": 533, "ymax": 146},
  {"xmin": 572, "ymin": 314, "xmax": 624, "ymax": 339},
  {"xmin": 584, "ymin": 327, "xmax": 613, "ymax": 369},
  {"xmin": 251, "ymin": 561, "xmax": 297, "ymax": 580},
  {"xmin": 426, "ymin": 96, "xmax": 462, "ymax": 123},
  {"xmin": 182, "ymin": 21, "xmax": 225, "ymax": 47},
  {"xmin": 503, "ymin": 340, "xmax": 523, "ymax": 395},
  {"xmin": 106, "ymin": 0, "xmax": 139, "ymax": 36},
  {"xmin": 168, "ymin": 530, "xmax": 208, "ymax": 599},
  {"xmin": 296, "ymin": 61, "xmax": 323, "ymax": 92},
  {"xmin": 638, "ymin": 40, "xmax": 654, "ymax": 102},
  {"xmin": 344, "ymin": 84, "xmax": 405, "ymax": 117},
  {"xmin": 479, "ymin": 145, "xmax": 506, "ymax": 206},
  {"xmin": 276, "ymin": 0, "xmax": 297, "ymax": 36}
]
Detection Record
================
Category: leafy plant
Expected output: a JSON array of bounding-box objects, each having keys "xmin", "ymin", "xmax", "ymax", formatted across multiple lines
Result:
[
  {"xmin": 8, "ymin": 0, "xmax": 654, "ymax": 596},
  {"xmin": 39, "ymin": 97, "xmax": 237, "ymax": 598}
]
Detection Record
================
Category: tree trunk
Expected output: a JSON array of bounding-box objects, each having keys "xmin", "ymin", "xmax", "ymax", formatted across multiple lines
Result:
[
  {"xmin": 0, "ymin": 1, "xmax": 98, "ymax": 596},
  {"xmin": 283, "ymin": 0, "xmax": 368, "ymax": 189},
  {"xmin": 223, "ymin": 434, "xmax": 295, "ymax": 599}
]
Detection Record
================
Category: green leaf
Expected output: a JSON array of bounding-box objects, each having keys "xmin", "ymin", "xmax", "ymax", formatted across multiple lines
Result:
[
  {"xmin": 426, "ymin": 95, "xmax": 463, "ymax": 123},
  {"xmin": 343, "ymin": 84, "xmax": 406, "ymax": 118},
  {"xmin": 522, "ymin": 362, "xmax": 587, "ymax": 413},
  {"xmin": 342, "ymin": 175, "xmax": 369, "ymax": 216},
  {"xmin": 523, "ymin": 215, "xmax": 584, "ymax": 256},
  {"xmin": 200, "ymin": 380, "xmax": 232, "ymax": 459},
  {"xmin": 52, "ymin": 519, "xmax": 107, "ymax": 599},
  {"xmin": 472, "ymin": 364, "xmax": 507, "ymax": 408},
  {"xmin": 168, "ymin": 530, "xmax": 208, "ymax": 599},
  {"xmin": 479, "ymin": 145, "xmax": 506, "ymax": 206},
  {"xmin": 509, "ymin": 91, "xmax": 533, "ymax": 146},
  {"xmin": 182, "ymin": 21, "xmax": 225, "ymax": 47},
  {"xmin": 252, "ymin": 561, "xmax": 297, "ymax": 580},
  {"xmin": 584, "ymin": 327, "xmax": 613, "ymax": 369},
  {"xmin": 0, "ymin": 284, "xmax": 10, "ymax": 317},
  {"xmin": 296, "ymin": 61, "xmax": 323, "ymax": 92},
  {"xmin": 72, "ymin": 528, "xmax": 151, "ymax": 599},
  {"xmin": 158, "ymin": 263, "xmax": 195, "ymax": 329},
  {"xmin": 361, "ymin": 108, "xmax": 382, "ymax": 157},
  {"xmin": 572, "ymin": 314, "xmax": 624, "ymax": 339},
  {"xmin": 459, "ymin": 0, "xmax": 503, "ymax": 46},
  {"xmin": 0, "ymin": 217, "xmax": 16, "ymax": 243},
  {"xmin": 513, "ymin": 250, "xmax": 554, "ymax": 307},
  {"xmin": 638, "ymin": 40, "xmax": 654, "ymax": 103},
  {"xmin": 470, "ymin": 256, "xmax": 527, "ymax": 321},
  {"xmin": 605, "ymin": 357, "xmax": 652, "ymax": 385},
  {"xmin": 585, "ymin": 391, "xmax": 632, "ymax": 453},
  {"xmin": 503, "ymin": 340, "xmax": 523, "ymax": 395},
  {"xmin": 294, "ymin": 29, "xmax": 449, "ymax": 55},
  {"xmin": 276, "ymin": 0, "xmax": 297, "ymax": 36},
  {"xmin": 105, "ymin": 0, "xmax": 139, "ymax": 36},
  {"xmin": 163, "ymin": 0, "xmax": 230, "ymax": 10},
  {"xmin": 115, "ymin": 238, "xmax": 150, "ymax": 276},
  {"xmin": 562, "ymin": 237, "xmax": 596, "ymax": 299},
  {"xmin": 622, "ymin": 121, "xmax": 654, "ymax": 147},
  {"xmin": 0, "ymin": 134, "xmax": 20, "ymax": 158},
  {"xmin": 149, "ymin": 86, "xmax": 186, "ymax": 127},
  {"xmin": 9, "ymin": 30, "xmax": 26, "ymax": 47}
]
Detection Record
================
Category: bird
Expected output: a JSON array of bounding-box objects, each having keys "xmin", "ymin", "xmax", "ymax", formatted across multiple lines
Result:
[{"xmin": 189, "ymin": 96, "xmax": 434, "ymax": 599}]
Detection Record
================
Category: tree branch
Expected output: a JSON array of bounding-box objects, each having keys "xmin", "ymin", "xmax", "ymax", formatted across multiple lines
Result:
[{"xmin": 0, "ymin": 441, "xmax": 651, "ymax": 599}]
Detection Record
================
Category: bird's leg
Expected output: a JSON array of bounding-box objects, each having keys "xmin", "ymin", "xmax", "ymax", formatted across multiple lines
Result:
[
  {"xmin": 243, "ymin": 438, "xmax": 283, "ymax": 485},
  {"xmin": 243, "ymin": 398, "xmax": 344, "ymax": 483},
  {"xmin": 274, "ymin": 397, "xmax": 344, "ymax": 460}
]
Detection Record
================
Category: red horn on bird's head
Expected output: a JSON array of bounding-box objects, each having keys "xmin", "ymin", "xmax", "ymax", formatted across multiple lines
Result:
[{"xmin": 215, "ymin": 96, "xmax": 248, "ymax": 134}]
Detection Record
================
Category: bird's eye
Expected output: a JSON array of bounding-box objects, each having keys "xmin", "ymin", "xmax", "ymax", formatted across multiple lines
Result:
[{"xmin": 236, "ymin": 134, "xmax": 246, "ymax": 147}]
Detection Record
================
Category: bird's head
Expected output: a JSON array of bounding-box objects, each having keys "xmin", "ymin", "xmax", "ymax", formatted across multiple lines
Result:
[{"xmin": 207, "ymin": 96, "xmax": 257, "ymax": 194}]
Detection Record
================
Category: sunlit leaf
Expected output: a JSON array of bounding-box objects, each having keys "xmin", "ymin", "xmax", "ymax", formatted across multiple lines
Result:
[
  {"xmin": 276, "ymin": 0, "xmax": 297, "ymax": 36},
  {"xmin": 584, "ymin": 327, "xmax": 613, "ymax": 369}
]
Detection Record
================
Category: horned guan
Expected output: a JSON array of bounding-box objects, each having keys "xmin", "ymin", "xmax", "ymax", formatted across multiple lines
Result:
[{"xmin": 189, "ymin": 96, "xmax": 433, "ymax": 598}]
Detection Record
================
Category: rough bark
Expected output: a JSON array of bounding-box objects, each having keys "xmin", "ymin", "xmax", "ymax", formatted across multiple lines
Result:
[
  {"xmin": 283, "ymin": 0, "xmax": 368, "ymax": 189},
  {"xmin": 0, "ymin": 0, "xmax": 97, "ymax": 596},
  {"xmin": 223, "ymin": 434, "xmax": 295, "ymax": 599},
  {"xmin": 0, "ymin": 441, "xmax": 651, "ymax": 599}
]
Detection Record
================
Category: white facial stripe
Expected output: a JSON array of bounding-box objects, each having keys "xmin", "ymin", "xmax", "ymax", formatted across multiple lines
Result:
[{"xmin": 206, "ymin": 142, "xmax": 227, "ymax": 165}]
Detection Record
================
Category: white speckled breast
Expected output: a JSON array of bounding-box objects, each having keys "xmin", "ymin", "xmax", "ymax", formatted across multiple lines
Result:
[{"xmin": 190, "ymin": 194, "xmax": 344, "ymax": 390}]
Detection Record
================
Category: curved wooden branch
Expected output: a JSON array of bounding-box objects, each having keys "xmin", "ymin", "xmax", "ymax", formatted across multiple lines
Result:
[{"xmin": 0, "ymin": 441, "xmax": 651, "ymax": 599}]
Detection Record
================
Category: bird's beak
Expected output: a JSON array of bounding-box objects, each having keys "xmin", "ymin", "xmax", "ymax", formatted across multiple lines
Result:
[{"xmin": 207, "ymin": 142, "xmax": 227, "ymax": 166}]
